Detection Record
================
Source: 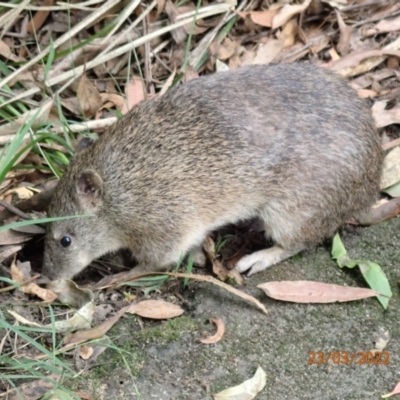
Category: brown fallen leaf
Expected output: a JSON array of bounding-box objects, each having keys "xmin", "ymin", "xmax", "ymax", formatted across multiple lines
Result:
[
  {"xmin": 372, "ymin": 100, "xmax": 400, "ymax": 128},
  {"xmin": 26, "ymin": 0, "xmax": 53, "ymax": 35},
  {"xmin": 249, "ymin": 40, "xmax": 284, "ymax": 65},
  {"xmin": 0, "ymin": 245, "xmax": 22, "ymax": 264},
  {"xmin": 0, "ymin": 230, "xmax": 32, "ymax": 246},
  {"xmin": 99, "ymin": 93, "xmax": 126, "ymax": 112},
  {"xmin": 210, "ymin": 38, "xmax": 240, "ymax": 61},
  {"xmin": 10, "ymin": 259, "xmax": 57, "ymax": 302},
  {"xmin": 182, "ymin": 65, "xmax": 199, "ymax": 82},
  {"xmin": 357, "ymin": 89, "xmax": 378, "ymax": 98},
  {"xmin": 79, "ymin": 345, "xmax": 94, "ymax": 360},
  {"xmin": 0, "ymin": 373, "xmax": 59, "ymax": 400},
  {"xmin": 329, "ymin": 49, "xmax": 400, "ymax": 74},
  {"xmin": 258, "ymin": 281, "xmax": 380, "ymax": 303},
  {"xmin": 0, "ymin": 40, "xmax": 24, "ymax": 62},
  {"xmin": 122, "ymin": 77, "xmax": 146, "ymax": 114},
  {"xmin": 237, "ymin": 10, "xmax": 278, "ymax": 28},
  {"xmin": 272, "ymin": 0, "xmax": 312, "ymax": 30},
  {"xmin": 127, "ymin": 299, "xmax": 184, "ymax": 319},
  {"xmin": 63, "ymin": 304, "xmax": 131, "ymax": 347},
  {"xmin": 336, "ymin": 10, "xmax": 352, "ymax": 55},
  {"xmin": 381, "ymin": 146, "xmax": 400, "ymax": 189},
  {"xmin": 2, "ymin": 186, "xmax": 38, "ymax": 200},
  {"xmin": 365, "ymin": 15, "xmax": 400, "ymax": 37},
  {"xmin": 77, "ymin": 73, "xmax": 103, "ymax": 119},
  {"xmin": 203, "ymin": 236, "xmax": 243, "ymax": 285},
  {"xmin": 280, "ymin": 19, "xmax": 298, "ymax": 48},
  {"xmin": 200, "ymin": 318, "xmax": 225, "ymax": 344}
]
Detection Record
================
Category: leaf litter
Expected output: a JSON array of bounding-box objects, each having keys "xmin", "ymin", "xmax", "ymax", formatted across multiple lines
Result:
[{"xmin": 1, "ymin": 0, "xmax": 400, "ymax": 397}]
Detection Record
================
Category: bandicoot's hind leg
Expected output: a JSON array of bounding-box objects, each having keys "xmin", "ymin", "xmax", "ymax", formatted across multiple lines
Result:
[{"xmin": 235, "ymin": 245, "xmax": 305, "ymax": 276}]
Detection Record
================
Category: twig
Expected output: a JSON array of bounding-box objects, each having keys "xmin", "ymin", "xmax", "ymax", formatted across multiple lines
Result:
[
  {"xmin": 0, "ymin": 0, "xmax": 121, "ymax": 90},
  {"xmin": 0, "ymin": 199, "xmax": 33, "ymax": 220},
  {"xmin": 96, "ymin": 271, "xmax": 269, "ymax": 315},
  {"xmin": 0, "ymin": 2, "xmax": 232, "ymax": 110},
  {"xmin": 382, "ymin": 138, "xmax": 400, "ymax": 151},
  {"xmin": 341, "ymin": 0, "xmax": 394, "ymax": 12},
  {"xmin": 283, "ymin": 2, "xmax": 400, "ymax": 62},
  {"xmin": 0, "ymin": 184, "xmax": 56, "ymax": 222}
]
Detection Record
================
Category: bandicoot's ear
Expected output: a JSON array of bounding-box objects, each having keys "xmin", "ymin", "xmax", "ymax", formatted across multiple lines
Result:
[{"xmin": 76, "ymin": 170, "xmax": 103, "ymax": 208}]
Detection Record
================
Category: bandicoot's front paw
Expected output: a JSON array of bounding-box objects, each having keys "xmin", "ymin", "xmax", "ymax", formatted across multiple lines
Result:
[
  {"xmin": 235, "ymin": 251, "xmax": 270, "ymax": 276},
  {"xmin": 235, "ymin": 246, "xmax": 302, "ymax": 276}
]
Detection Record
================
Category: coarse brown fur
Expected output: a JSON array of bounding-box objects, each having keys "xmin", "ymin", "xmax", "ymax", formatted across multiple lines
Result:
[{"xmin": 42, "ymin": 63, "xmax": 383, "ymax": 280}]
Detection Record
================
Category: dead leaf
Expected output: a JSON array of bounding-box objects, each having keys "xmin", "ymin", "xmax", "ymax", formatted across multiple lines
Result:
[
  {"xmin": 61, "ymin": 97, "xmax": 82, "ymax": 116},
  {"xmin": 380, "ymin": 146, "xmax": 400, "ymax": 189},
  {"xmin": 165, "ymin": 0, "xmax": 207, "ymax": 41},
  {"xmin": 63, "ymin": 304, "xmax": 131, "ymax": 347},
  {"xmin": 26, "ymin": 0, "xmax": 53, "ymax": 35},
  {"xmin": 0, "ymin": 230, "xmax": 32, "ymax": 246},
  {"xmin": 280, "ymin": 19, "xmax": 298, "ymax": 48},
  {"xmin": 99, "ymin": 93, "xmax": 126, "ymax": 112},
  {"xmin": 2, "ymin": 186, "xmax": 38, "ymax": 200},
  {"xmin": 272, "ymin": 0, "xmax": 312, "ymax": 30},
  {"xmin": 203, "ymin": 236, "xmax": 243, "ymax": 285},
  {"xmin": 0, "ymin": 99, "xmax": 54, "ymax": 136},
  {"xmin": 122, "ymin": 77, "xmax": 145, "ymax": 114},
  {"xmin": 156, "ymin": 0, "xmax": 166, "ymax": 17},
  {"xmin": 258, "ymin": 281, "xmax": 380, "ymax": 303},
  {"xmin": 127, "ymin": 299, "xmax": 184, "ymax": 319},
  {"xmin": 47, "ymin": 279, "xmax": 93, "ymax": 309},
  {"xmin": 0, "ymin": 373, "xmax": 59, "ymax": 400},
  {"xmin": 330, "ymin": 49, "xmax": 400, "ymax": 71},
  {"xmin": 372, "ymin": 100, "xmax": 400, "ymax": 128},
  {"xmin": 159, "ymin": 69, "xmax": 176, "ymax": 96},
  {"xmin": 365, "ymin": 15, "xmax": 400, "ymax": 37},
  {"xmin": 336, "ymin": 10, "xmax": 352, "ymax": 55},
  {"xmin": 357, "ymin": 89, "xmax": 378, "ymax": 98},
  {"xmin": 77, "ymin": 74, "xmax": 102, "ymax": 119},
  {"xmin": 329, "ymin": 47, "xmax": 340, "ymax": 61},
  {"xmin": 321, "ymin": 0, "xmax": 347, "ymax": 8},
  {"xmin": 0, "ymin": 40, "xmax": 24, "ymax": 62},
  {"xmin": 213, "ymin": 365, "xmax": 267, "ymax": 400},
  {"xmin": 200, "ymin": 318, "xmax": 225, "ymax": 344},
  {"xmin": 330, "ymin": 49, "xmax": 400, "ymax": 77},
  {"xmin": 245, "ymin": 40, "xmax": 283, "ymax": 66},
  {"xmin": 0, "ymin": 245, "xmax": 22, "ymax": 264},
  {"xmin": 9, "ymin": 260, "xmax": 56, "ymax": 301},
  {"xmin": 79, "ymin": 345, "xmax": 94, "ymax": 360},
  {"xmin": 8, "ymin": 310, "xmax": 43, "ymax": 328},
  {"xmin": 210, "ymin": 38, "xmax": 240, "ymax": 60},
  {"xmin": 182, "ymin": 65, "xmax": 199, "ymax": 82},
  {"xmin": 237, "ymin": 10, "xmax": 278, "ymax": 28}
]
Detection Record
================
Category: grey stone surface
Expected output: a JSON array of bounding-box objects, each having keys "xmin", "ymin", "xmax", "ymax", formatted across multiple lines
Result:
[{"xmin": 85, "ymin": 219, "xmax": 400, "ymax": 399}]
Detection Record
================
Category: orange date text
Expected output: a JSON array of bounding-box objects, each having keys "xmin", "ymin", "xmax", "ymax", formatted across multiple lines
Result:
[{"xmin": 308, "ymin": 351, "xmax": 389, "ymax": 365}]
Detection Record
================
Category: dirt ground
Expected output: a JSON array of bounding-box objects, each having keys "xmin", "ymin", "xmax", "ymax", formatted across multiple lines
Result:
[{"xmin": 68, "ymin": 217, "xmax": 400, "ymax": 400}]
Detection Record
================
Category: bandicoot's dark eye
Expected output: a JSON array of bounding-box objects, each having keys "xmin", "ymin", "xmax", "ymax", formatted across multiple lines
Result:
[{"xmin": 60, "ymin": 236, "xmax": 72, "ymax": 247}]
